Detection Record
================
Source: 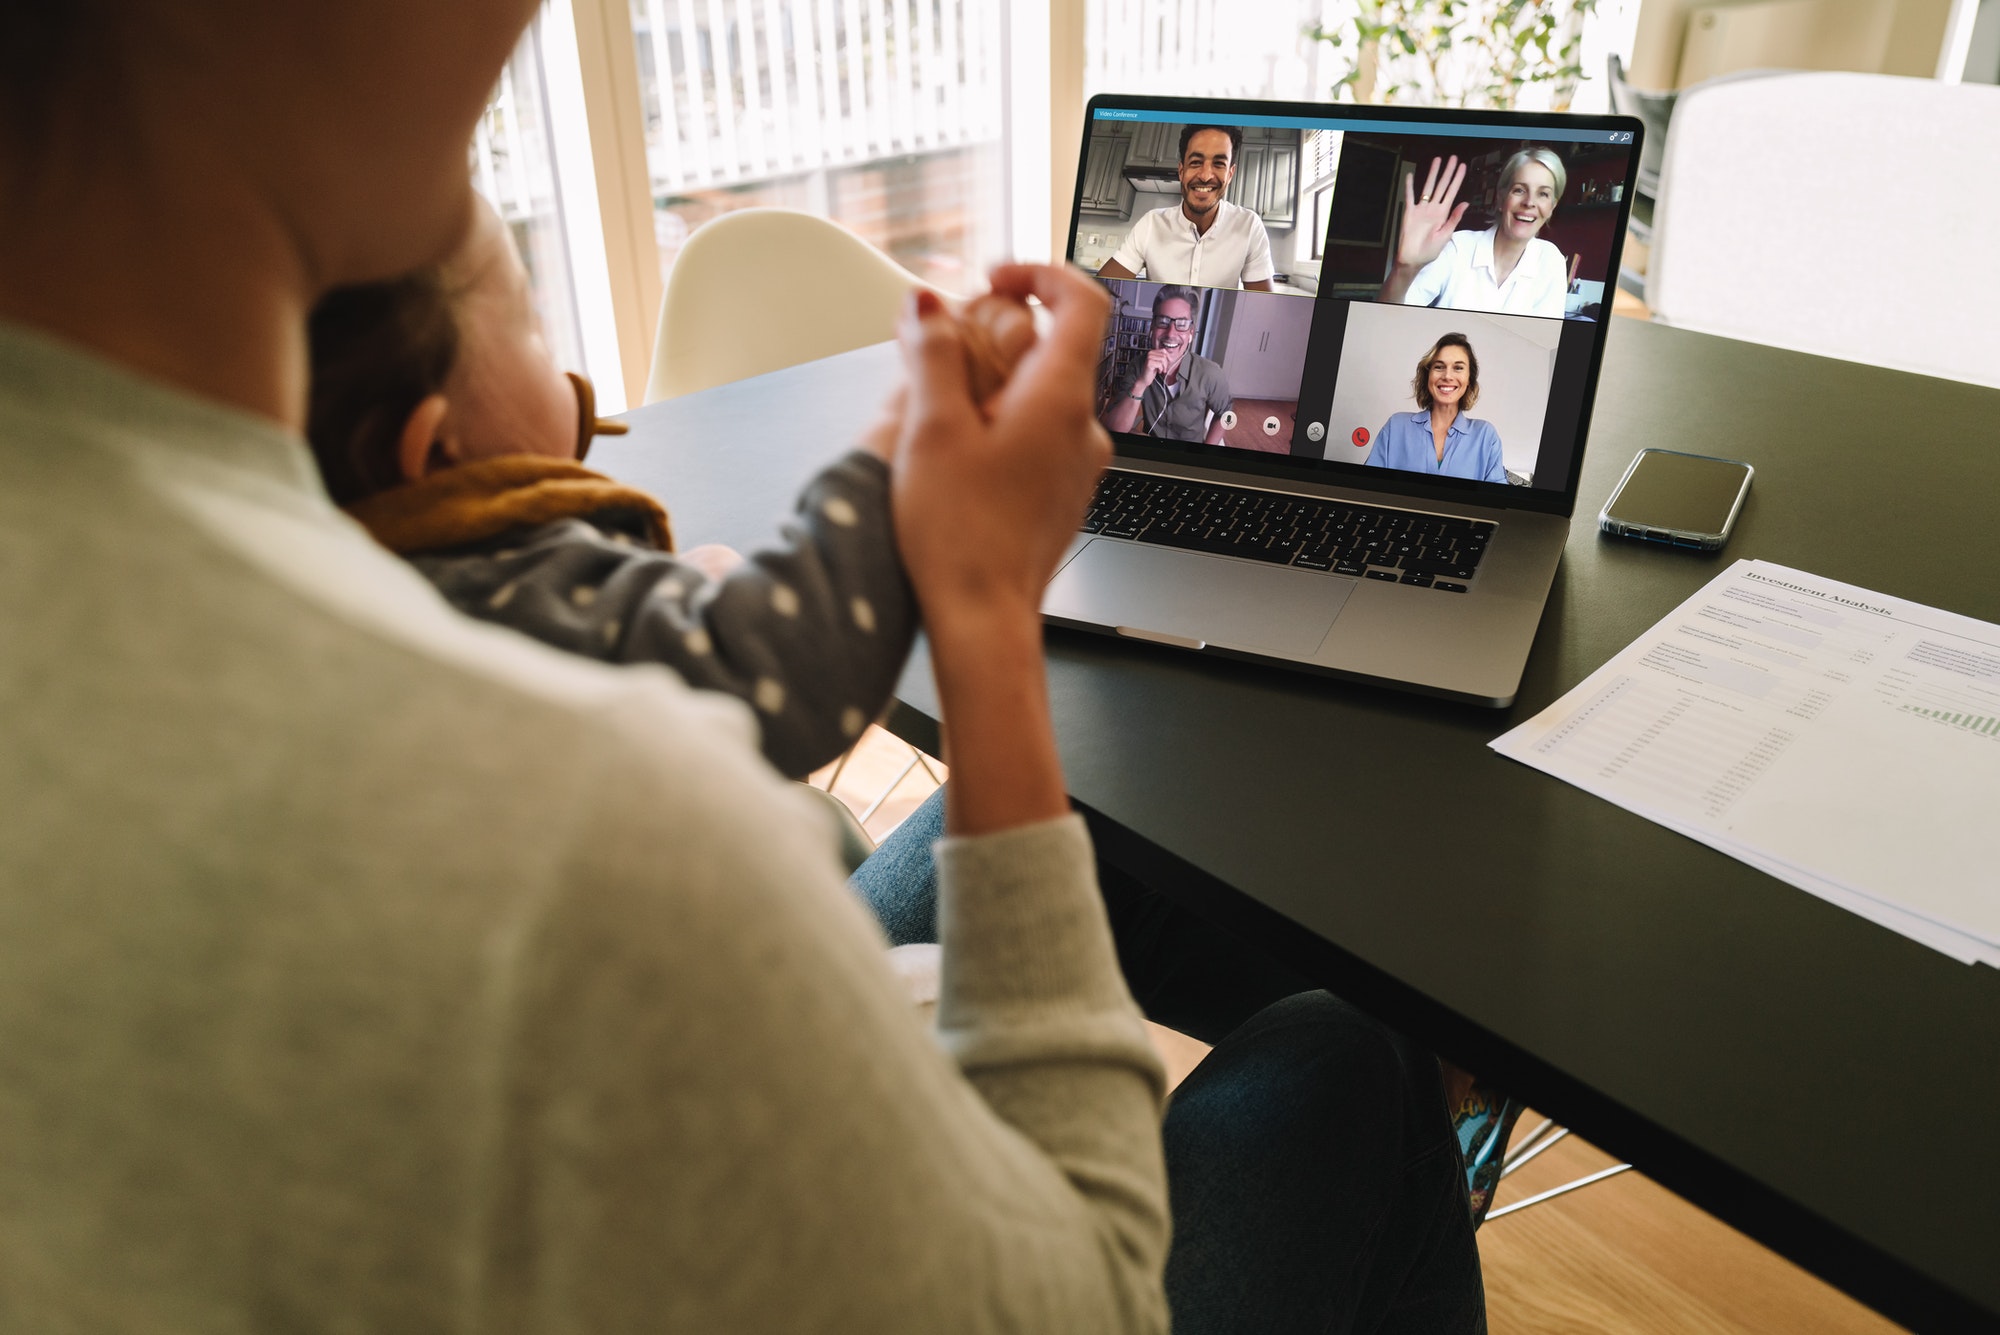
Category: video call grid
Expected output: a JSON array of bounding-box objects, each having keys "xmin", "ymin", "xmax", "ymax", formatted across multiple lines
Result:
[{"xmin": 1078, "ymin": 109, "xmax": 1635, "ymax": 492}]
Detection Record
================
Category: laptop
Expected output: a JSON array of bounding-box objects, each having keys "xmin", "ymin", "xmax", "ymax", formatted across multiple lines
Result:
[{"xmin": 1046, "ymin": 94, "xmax": 1644, "ymax": 707}]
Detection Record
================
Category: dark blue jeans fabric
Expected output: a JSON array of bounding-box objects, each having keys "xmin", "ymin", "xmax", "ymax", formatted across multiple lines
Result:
[{"xmin": 851, "ymin": 787, "xmax": 1486, "ymax": 1334}]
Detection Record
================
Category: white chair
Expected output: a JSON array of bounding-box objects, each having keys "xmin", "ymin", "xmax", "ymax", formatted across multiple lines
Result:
[
  {"xmin": 1648, "ymin": 72, "xmax": 2000, "ymax": 388},
  {"xmin": 644, "ymin": 207, "xmax": 938, "ymax": 404}
]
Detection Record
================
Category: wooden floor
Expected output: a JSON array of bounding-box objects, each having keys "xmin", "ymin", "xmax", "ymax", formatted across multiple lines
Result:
[
  {"xmin": 1480, "ymin": 1115, "xmax": 1906, "ymax": 1334},
  {"xmin": 822, "ymin": 726, "xmax": 1905, "ymax": 1333}
]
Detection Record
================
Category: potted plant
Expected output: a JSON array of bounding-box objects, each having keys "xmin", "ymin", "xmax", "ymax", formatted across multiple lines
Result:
[{"xmin": 1309, "ymin": 0, "xmax": 1596, "ymax": 109}]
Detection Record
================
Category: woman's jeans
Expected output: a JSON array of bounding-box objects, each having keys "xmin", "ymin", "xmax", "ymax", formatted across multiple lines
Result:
[{"xmin": 852, "ymin": 788, "xmax": 1486, "ymax": 1334}]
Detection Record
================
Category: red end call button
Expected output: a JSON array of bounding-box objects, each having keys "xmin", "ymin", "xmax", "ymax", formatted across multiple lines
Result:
[{"xmin": 1351, "ymin": 427, "xmax": 1371, "ymax": 447}]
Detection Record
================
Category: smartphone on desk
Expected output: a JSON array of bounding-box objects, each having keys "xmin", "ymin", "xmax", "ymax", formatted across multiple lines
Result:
[{"xmin": 1598, "ymin": 449, "xmax": 1753, "ymax": 550}]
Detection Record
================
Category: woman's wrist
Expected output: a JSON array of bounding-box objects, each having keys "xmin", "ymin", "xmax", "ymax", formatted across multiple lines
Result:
[
  {"xmin": 923, "ymin": 596, "xmax": 1044, "ymax": 655},
  {"xmin": 927, "ymin": 609, "xmax": 1048, "ymax": 718},
  {"xmin": 925, "ymin": 610, "xmax": 1070, "ymax": 836}
]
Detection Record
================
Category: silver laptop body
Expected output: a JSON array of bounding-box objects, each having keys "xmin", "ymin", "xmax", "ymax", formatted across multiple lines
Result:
[{"xmin": 1046, "ymin": 95, "xmax": 1643, "ymax": 707}]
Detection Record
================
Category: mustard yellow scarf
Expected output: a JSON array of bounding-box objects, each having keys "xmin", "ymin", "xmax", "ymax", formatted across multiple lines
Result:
[{"xmin": 344, "ymin": 456, "xmax": 674, "ymax": 556}]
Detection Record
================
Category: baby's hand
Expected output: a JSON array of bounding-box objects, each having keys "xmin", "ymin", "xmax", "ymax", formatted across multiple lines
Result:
[
  {"xmin": 679, "ymin": 543, "xmax": 744, "ymax": 580},
  {"xmin": 859, "ymin": 387, "xmax": 907, "ymax": 463},
  {"xmin": 861, "ymin": 287, "xmax": 1035, "ymax": 462}
]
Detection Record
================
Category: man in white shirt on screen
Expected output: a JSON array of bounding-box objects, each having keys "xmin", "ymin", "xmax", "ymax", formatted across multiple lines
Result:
[{"xmin": 1099, "ymin": 125, "xmax": 1275, "ymax": 292}]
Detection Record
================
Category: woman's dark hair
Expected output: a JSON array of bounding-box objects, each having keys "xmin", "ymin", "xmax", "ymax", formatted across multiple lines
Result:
[
  {"xmin": 305, "ymin": 270, "xmax": 462, "ymax": 506},
  {"xmin": 1412, "ymin": 334, "xmax": 1480, "ymax": 412},
  {"xmin": 1177, "ymin": 124, "xmax": 1243, "ymax": 165}
]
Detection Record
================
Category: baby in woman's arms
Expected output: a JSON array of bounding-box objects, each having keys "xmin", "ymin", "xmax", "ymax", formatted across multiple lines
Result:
[{"xmin": 305, "ymin": 196, "xmax": 1032, "ymax": 781}]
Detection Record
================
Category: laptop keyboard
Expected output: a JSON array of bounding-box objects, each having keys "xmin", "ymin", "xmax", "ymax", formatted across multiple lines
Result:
[{"xmin": 1080, "ymin": 471, "xmax": 1494, "ymax": 592}]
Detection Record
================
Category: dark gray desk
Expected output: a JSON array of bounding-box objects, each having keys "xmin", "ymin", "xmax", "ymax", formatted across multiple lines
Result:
[{"xmin": 591, "ymin": 317, "xmax": 2000, "ymax": 1334}]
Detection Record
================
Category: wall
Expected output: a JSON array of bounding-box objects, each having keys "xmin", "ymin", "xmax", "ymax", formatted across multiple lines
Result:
[
  {"xmin": 1678, "ymin": 0, "xmax": 1896, "ymax": 82},
  {"xmin": 1539, "ymin": 155, "xmax": 1628, "ymax": 281},
  {"xmin": 1324, "ymin": 305, "xmax": 1561, "ymax": 481},
  {"xmin": 1630, "ymin": 0, "xmax": 1958, "ymax": 85},
  {"xmin": 1205, "ymin": 290, "xmax": 1318, "ymax": 399}
]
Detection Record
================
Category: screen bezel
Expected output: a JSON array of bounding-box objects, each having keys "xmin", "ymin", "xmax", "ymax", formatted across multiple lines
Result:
[{"xmin": 1069, "ymin": 92, "xmax": 1645, "ymax": 519}]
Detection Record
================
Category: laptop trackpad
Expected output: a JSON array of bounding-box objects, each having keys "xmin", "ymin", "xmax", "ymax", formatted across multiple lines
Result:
[{"xmin": 1044, "ymin": 540, "xmax": 1351, "ymax": 658}]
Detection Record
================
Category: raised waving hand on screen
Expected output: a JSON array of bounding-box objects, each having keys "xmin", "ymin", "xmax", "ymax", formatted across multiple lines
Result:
[{"xmin": 1398, "ymin": 156, "xmax": 1470, "ymax": 272}]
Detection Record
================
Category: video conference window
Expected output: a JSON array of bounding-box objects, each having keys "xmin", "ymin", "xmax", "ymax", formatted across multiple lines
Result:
[
  {"xmin": 1320, "ymin": 133, "xmax": 1632, "ymax": 320},
  {"xmin": 1078, "ymin": 108, "xmax": 1634, "ymax": 493},
  {"xmin": 1322, "ymin": 303, "xmax": 1557, "ymax": 485},
  {"xmin": 1075, "ymin": 119, "xmax": 1329, "ymax": 296},
  {"xmin": 1098, "ymin": 278, "xmax": 1314, "ymax": 451}
]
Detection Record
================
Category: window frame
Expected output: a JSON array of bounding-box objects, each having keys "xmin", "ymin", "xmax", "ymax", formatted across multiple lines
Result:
[{"xmin": 539, "ymin": 0, "xmax": 1082, "ymax": 406}]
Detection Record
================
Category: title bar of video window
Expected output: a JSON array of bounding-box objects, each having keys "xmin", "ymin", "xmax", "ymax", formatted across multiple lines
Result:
[{"xmin": 1092, "ymin": 107, "xmax": 1635, "ymax": 145}]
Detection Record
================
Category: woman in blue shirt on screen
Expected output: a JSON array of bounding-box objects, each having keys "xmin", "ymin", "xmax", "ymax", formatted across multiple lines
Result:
[{"xmin": 1364, "ymin": 333, "xmax": 1508, "ymax": 484}]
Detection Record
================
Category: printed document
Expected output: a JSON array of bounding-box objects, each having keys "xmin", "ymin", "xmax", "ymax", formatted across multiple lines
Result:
[{"xmin": 1492, "ymin": 561, "xmax": 2000, "ymax": 966}]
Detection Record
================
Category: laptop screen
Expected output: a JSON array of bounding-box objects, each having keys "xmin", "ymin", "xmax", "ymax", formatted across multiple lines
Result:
[{"xmin": 1071, "ymin": 98, "xmax": 1641, "ymax": 510}]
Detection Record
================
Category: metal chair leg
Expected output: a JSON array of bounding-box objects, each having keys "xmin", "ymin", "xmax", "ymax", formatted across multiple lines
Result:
[
  {"xmin": 821, "ymin": 745, "xmax": 857, "ymax": 793},
  {"xmin": 1485, "ymin": 1116, "xmax": 1633, "ymax": 1221},
  {"xmin": 856, "ymin": 751, "xmax": 925, "ymax": 827},
  {"xmin": 822, "ymin": 726, "xmax": 941, "ymax": 800},
  {"xmin": 1502, "ymin": 1118, "xmax": 1556, "ymax": 1171},
  {"xmin": 1485, "ymin": 1163, "xmax": 1633, "ymax": 1221},
  {"xmin": 824, "ymin": 723, "xmax": 944, "ymax": 833},
  {"xmin": 1501, "ymin": 1124, "xmax": 1571, "ymax": 1178}
]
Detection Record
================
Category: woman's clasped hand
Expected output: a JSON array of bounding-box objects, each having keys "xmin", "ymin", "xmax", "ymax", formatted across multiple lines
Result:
[{"xmin": 888, "ymin": 268, "xmax": 1112, "ymax": 626}]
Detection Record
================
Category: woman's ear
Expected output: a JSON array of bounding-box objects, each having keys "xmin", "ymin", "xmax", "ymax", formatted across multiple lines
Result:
[{"xmin": 396, "ymin": 393, "xmax": 456, "ymax": 483}]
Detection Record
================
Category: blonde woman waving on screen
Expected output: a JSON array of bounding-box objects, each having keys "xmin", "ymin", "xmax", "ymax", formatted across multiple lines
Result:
[{"xmin": 1379, "ymin": 148, "xmax": 1571, "ymax": 319}]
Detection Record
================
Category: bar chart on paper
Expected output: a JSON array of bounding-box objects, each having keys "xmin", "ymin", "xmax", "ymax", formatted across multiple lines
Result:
[
  {"xmin": 1898, "ymin": 705, "xmax": 2000, "ymax": 737},
  {"xmin": 1492, "ymin": 561, "xmax": 2000, "ymax": 967}
]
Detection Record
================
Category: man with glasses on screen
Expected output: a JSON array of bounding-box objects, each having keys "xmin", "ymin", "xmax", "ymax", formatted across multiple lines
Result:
[
  {"xmin": 1100, "ymin": 286, "xmax": 1232, "ymax": 445},
  {"xmin": 1099, "ymin": 126, "xmax": 1275, "ymax": 292}
]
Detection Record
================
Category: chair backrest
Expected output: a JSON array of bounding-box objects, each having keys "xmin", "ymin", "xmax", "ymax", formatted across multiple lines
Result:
[
  {"xmin": 645, "ymin": 209, "xmax": 934, "ymax": 404},
  {"xmin": 1649, "ymin": 71, "xmax": 2000, "ymax": 388}
]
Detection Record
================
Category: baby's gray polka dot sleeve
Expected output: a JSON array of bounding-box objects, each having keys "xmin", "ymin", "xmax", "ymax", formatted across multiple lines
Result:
[{"xmin": 410, "ymin": 451, "xmax": 917, "ymax": 779}]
